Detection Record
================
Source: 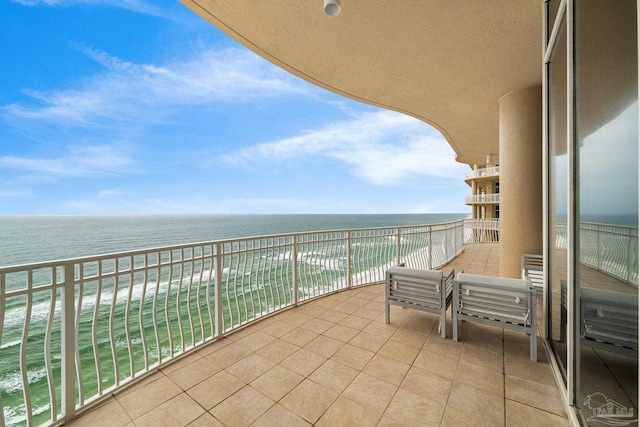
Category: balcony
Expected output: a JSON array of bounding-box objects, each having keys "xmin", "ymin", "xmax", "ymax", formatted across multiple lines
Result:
[
  {"xmin": 7, "ymin": 220, "xmax": 606, "ymax": 426},
  {"xmin": 465, "ymin": 194, "xmax": 500, "ymax": 205},
  {"xmin": 65, "ymin": 243, "xmax": 569, "ymax": 427},
  {"xmin": 464, "ymin": 166, "xmax": 500, "ymax": 183},
  {"xmin": 2, "ymin": 221, "xmax": 469, "ymax": 426}
]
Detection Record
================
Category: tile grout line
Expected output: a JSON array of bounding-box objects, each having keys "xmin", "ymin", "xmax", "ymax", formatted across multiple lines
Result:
[{"xmin": 503, "ymin": 328, "xmax": 507, "ymax": 427}]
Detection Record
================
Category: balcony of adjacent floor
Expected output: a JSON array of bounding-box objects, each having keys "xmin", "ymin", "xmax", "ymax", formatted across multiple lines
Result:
[
  {"xmin": 66, "ymin": 243, "xmax": 569, "ymax": 427},
  {"xmin": 465, "ymin": 194, "xmax": 500, "ymax": 205},
  {"xmin": 464, "ymin": 166, "xmax": 500, "ymax": 184}
]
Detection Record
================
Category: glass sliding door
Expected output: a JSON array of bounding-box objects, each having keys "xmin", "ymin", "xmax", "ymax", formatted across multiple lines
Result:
[
  {"xmin": 575, "ymin": 1, "xmax": 638, "ymax": 424},
  {"xmin": 545, "ymin": 0, "xmax": 639, "ymax": 425},
  {"xmin": 547, "ymin": 4, "xmax": 569, "ymax": 377}
]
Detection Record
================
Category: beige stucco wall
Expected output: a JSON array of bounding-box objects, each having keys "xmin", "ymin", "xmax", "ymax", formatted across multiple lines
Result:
[{"xmin": 499, "ymin": 86, "xmax": 543, "ymax": 278}]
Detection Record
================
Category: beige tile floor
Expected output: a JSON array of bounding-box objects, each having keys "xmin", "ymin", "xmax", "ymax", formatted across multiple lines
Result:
[{"xmin": 67, "ymin": 244, "xmax": 570, "ymax": 426}]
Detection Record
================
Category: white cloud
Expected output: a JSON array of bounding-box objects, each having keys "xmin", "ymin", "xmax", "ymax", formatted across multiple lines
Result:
[
  {"xmin": 96, "ymin": 189, "xmax": 123, "ymax": 198},
  {"xmin": 222, "ymin": 110, "xmax": 468, "ymax": 186},
  {"xmin": 0, "ymin": 190, "xmax": 29, "ymax": 198},
  {"xmin": 60, "ymin": 200, "xmax": 103, "ymax": 212},
  {"xmin": 59, "ymin": 189, "xmax": 127, "ymax": 212},
  {"xmin": 0, "ymin": 145, "xmax": 132, "ymax": 177},
  {"xmin": 3, "ymin": 47, "xmax": 309, "ymax": 126},
  {"xmin": 10, "ymin": 0, "xmax": 171, "ymax": 18}
]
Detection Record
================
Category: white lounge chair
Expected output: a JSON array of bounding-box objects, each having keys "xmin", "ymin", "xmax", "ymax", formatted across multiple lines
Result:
[
  {"xmin": 453, "ymin": 272, "xmax": 537, "ymax": 362},
  {"xmin": 385, "ymin": 266, "xmax": 455, "ymax": 338},
  {"xmin": 521, "ymin": 253, "xmax": 543, "ymax": 297}
]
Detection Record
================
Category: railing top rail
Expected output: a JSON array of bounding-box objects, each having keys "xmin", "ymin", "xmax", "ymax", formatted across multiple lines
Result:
[
  {"xmin": 465, "ymin": 194, "xmax": 500, "ymax": 203},
  {"xmin": 0, "ymin": 219, "xmax": 468, "ymax": 273},
  {"xmin": 578, "ymin": 222, "xmax": 638, "ymax": 231},
  {"xmin": 464, "ymin": 165, "xmax": 500, "ymax": 180},
  {"xmin": 556, "ymin": 219, "xmax": 637, "ymax": 228}
]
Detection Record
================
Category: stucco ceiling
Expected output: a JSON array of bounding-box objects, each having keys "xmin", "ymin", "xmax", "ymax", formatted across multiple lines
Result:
[{"xmin": 180, "ymin": 0, "xmax": 543, "ymax": 167}]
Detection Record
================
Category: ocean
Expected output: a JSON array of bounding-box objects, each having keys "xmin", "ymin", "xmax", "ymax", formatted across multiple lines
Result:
[{"xmin": 0, "ymin": 213, "xmax": 469, "ymax": 268}]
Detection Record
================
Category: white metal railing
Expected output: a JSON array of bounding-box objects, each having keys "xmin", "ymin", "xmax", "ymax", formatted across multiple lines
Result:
[
  {"xmin": 0, "ymin": 220, "xmax": 465, "ymax": 427},
  {"xmin": 555, "ymin": 221, "xmax": 638, "ymax": 287},
  {"xmin": 465, "ymin": 193, "xmax": 500, "ymax": 204},
  {"xmin": 463, "ymin": 219, "xmax": 500, "ymax": 243},
  {"xmin": 464, "ymin": 165, "xmax": 500, "ymax": 181}
]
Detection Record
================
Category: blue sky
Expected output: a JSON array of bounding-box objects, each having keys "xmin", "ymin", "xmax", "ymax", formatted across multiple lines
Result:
[{"xmin": 0, "ymin": 0, "xmax": 470, "ymax": 215}]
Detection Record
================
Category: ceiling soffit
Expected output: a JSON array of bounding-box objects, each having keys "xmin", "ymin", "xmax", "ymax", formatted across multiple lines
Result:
[{"xmin": 181, "ymin": 0, "xmax": 542, "ymax": 167}]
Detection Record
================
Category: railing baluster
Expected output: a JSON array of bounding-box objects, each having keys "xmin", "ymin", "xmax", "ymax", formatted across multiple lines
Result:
[
  {"xmin": 347, "ymin": 231, "xmax": 352, "ymax": 289},
  {"xmin": 124, "ymin": 256, "xmax": 135, "ymax": 379},
  {"xmin": 303, "ymin": 237, "xmax": 311, "ymax": 298},
  {"xmin": 330, "ymin": 233, "xmax": 339, "ymax": 290},
  {"xmin": 206, "ymin": 248, "xmax": 215, "ymax": 338},
  {"xmin": 139, "ymin": 254, "xmax": 149, "ymax": 371},
  {"xmin": 332, "ymin": 235, "xmax": 338, "ymax": 289},
  {"xmin": 62, "ymin": 261, "xmax": 76, "ymax": 424},
  {"xmin": 248, "ymin": 243, "xmax": 258, "ymax": 319},
  {"xmin": 238, "ymin": 248, "xmax": 249, "ymax": 325},
  {"xmin": 165, "ymin": 254, "xmax": 174, "ymax": 358},
  {"xmin": 270, "ymin": 241, "xmax": 276, "ymax": 308},
  {"xmin": 316, "ymin": 235, "xmax": 322, "ymax": 293},
  {"xmin": 396, "ymin": 228, "xmax": 402, "ymax": 266},
  {"xmin": 109, "ymin": 262, "xmax": 120, "ymax": 387},
  {"xmin": 447, "ymin": 224, "xmax": 451, "ymax": 258},
  {"xmin": 311, "ymin": 237, "xmax": 317, "ymax": 293},
  {"xmin": 269, "ymin": 240, "xmax": 276, "ymax": 308},
  {"xmin": 227, "ymin": 251, "xmax": 237, "ymax": 328},
  {"xmin": 320, "ymin": 234, "xmax": 327, "ymax": 292},
  {"xmin": 186, "ymin": 257, "xmax": 195, "ymax": 348},
  {"xmin": 74, "ymin": 265, "xmax": 84, "ymax": 404},
  {"xmin": 214, "ymin": 243, "xmax": 223, "ymax": 336},
  {"xmin": 370, "ymin": 230, "xmax": 376, "ymax": 282},
  {"xmin": 265, "ymin": 242, "xmax": 276, "ymax": 311},
  {"xmin": 20, "ymin": 271, "xmax": 34, "ymax": 427},
  {"xmin": 276, "ymin": 239, "xmax": 283, "ymax": 305},
  {"xmin": 331, "ymin": 233, "xmax": 338, "ymax": 290},
  {"xmin": 151, "ymin": 262, "xmax": 162, "ymax": 364},
  {"xmin": 227, "ymin": 249, "xmax": 238, "ymax": 331},
  {"xmin": 293, "ymin": 235, "xmax": 299, "ymax": 305},
  {"xmin": 299, "ymin": 237, "xmax": 308, "ymax": 299},
  {"xmin": 330, "ymin": 233, "xmax": 337, "ymax": 291},
  {"xmin": 428, "ymin": 226, "xmax": 433, "ymax": 269},
  {"xmin": 195, "ymin": 257, "xmax": 205, "ymax": 344},
  {"xmin": 44, "ymin": 270, "xmax": 58, "ymax": 423},
  {"xmin": 92, "ymin": 264, "xmax": 103, "ymax": 395},
  {"xmin": 326, "ymin": 234, "xmax": 333, "ymax": 290}
]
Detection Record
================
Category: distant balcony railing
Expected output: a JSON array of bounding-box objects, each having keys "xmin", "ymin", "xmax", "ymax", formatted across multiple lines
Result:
[
  {"xmin": 464, "ymin": 219, "xmax": 500, "ymax": 243},
  {"xmin": 464, "ymin": 165, "xmax": 500, "ymax": 181},
  {"xmin": 0, "ymin": 220, "xmax": 467, "ymax": 427},
  {"xmin": 465, "ymin": 193, "xmax": 500, "ymax": 204},
  {"xmin": 555, "ymin": 221, "xmax": 639, "ymax": 287}
]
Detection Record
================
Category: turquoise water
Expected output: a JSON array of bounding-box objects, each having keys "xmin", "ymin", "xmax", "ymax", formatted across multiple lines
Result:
[{"xmin": 0, "ymin": 214, "xmax": 467, "ymax": 426}]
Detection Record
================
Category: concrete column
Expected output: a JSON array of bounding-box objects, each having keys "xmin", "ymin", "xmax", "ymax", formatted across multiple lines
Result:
[{"xmin": 499, "ymin": 86, "xmax": 543, "ymax": 278}]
